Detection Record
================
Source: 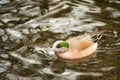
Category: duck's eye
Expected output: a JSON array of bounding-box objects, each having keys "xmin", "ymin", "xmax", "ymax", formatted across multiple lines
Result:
[{"xmin": 56, "ymin": 44, "xmax": 61, "ymax": 48}]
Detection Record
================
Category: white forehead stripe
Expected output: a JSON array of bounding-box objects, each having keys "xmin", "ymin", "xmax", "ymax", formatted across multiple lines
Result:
[{"xmin": 52, "ymin": 40, "xmax": 64, "ymax": 49}]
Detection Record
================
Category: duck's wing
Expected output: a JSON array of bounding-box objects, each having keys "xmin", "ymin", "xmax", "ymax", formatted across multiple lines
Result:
[
  {"xmin": 90, "ymin": 31, "xmax": 104, "ymax": 43},
  {"xmin": 66, "ymin": 35, "xmax": 93, "ymax": 50},
  {"xmin": 66, "ymin": 31, "xmax": 104, "ymax": 50},
  {"xmin": 73, "ymin": 31, "xmax": 104, "ymax": 50},
  {"xmin": 76, "ymin": 30, "xmax": 104, "ymax": 42}
]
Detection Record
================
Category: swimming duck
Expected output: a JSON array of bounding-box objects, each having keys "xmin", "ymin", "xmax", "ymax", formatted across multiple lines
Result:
[{"xmin": 52, "ymin": 32, "xmax": 103, "ymax": 59}]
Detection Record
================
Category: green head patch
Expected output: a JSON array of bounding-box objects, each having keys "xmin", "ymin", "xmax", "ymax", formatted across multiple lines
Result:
[{"xmin": 56, "ymin": 41, "xmax": 69, "ymax": 49}]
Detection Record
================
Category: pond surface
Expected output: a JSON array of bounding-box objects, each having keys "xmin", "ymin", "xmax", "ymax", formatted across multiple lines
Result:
[{"xmin": 0, "ymin": 0, "xmax": 120, "ymax": 80}]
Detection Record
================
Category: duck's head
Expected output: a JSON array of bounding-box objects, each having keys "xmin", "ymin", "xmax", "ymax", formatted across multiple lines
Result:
[{"xmin": 52, "ymin": 40, "xmax": 69, "ymax": 53}]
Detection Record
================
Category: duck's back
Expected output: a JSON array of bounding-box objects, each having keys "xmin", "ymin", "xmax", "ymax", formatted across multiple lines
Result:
[{"xmin": 66, "ymin": 35, "xmax": 94, "ymax": 50}]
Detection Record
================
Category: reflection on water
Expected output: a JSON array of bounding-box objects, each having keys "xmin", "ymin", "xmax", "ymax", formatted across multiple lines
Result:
[{"xmin": 0, "ymin": 0, "xmax": 120, "ymax": 80}]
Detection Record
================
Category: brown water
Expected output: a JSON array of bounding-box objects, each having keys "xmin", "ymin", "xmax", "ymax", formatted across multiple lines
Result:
[{"xmin": 0, "ymin": 0, "xmax": 120, "ymax": 80}]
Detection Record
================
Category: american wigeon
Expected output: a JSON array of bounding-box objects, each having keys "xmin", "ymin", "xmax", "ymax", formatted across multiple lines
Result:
[{"xmin": 52, "ymin": 31, "xmax": 103, "ymax": 59}]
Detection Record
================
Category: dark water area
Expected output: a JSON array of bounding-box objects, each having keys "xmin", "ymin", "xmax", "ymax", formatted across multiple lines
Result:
[{"xmin": 0, "ymin": 0, "xmax": 120, "ymax": 80}]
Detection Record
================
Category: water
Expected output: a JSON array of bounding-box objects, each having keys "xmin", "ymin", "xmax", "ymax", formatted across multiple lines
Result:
[{"xmin": 0, "ymin": 0, "xmax": 120, "ymax": 80}]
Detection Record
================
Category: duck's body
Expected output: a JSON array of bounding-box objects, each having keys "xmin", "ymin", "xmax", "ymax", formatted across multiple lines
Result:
[{"xmin": 52, "ymin": 32, "xmax": 103, "ymax": 60}]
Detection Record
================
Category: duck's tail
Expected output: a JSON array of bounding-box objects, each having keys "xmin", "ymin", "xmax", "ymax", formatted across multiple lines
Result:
[{"xmin": 91, "ymin": 30, "xmax": 104, "ymax": 43}]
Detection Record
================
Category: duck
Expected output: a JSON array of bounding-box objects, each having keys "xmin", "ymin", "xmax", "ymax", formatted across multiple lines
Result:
[{"xmin": 52, "ymin": 31, "xmax": 103, "ymax": 60}]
